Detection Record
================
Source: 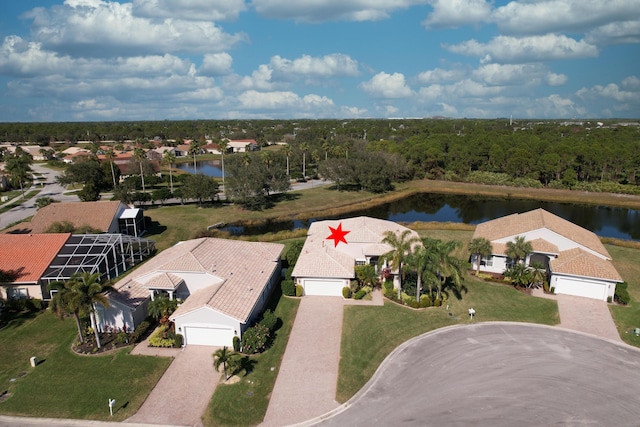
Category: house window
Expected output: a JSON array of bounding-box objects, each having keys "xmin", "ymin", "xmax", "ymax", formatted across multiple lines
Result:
[
  {"xmin": 9, "ymin": 288, "xmax": 28, "ymax": 299},
  {"xmin": 482, "ymin": 256, "xmax": 493, "ymax": 267}
]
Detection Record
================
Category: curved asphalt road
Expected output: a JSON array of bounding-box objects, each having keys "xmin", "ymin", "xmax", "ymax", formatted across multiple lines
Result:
[{"xmin": 313, "ymin": 323, "xmax": 640, "ymax": 427}]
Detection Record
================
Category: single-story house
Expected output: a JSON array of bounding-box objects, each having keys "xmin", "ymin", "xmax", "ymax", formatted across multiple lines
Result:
[
  {"xmin": 97, "ymin": 238, "xmax": 284, "ymax": 347},
  {"xmin": 0, "ymin": 233, "xmax": 70, "ymax": 300},
  {"xmin": 227, "ymin": 139, "xmax": 259, "ymax": 153},
  {"xmin": 471, "ymin": 208, "xmax": 623, "ymax": 301},
  {"xmin": 5, "ymin": 201, "xmax": 145, "ymax": 236},
  {"xmin": 292, "ymin": 216, "xmax": 420, "ymax": 296}
]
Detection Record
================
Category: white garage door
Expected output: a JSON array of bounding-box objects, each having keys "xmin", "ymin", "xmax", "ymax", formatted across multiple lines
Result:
[
  {"xmin": 553, "ymin": 277, "xmax": 607, "ymax": 301},
  {"xmin": 184, "ymin": 326, "xmax": 235, "ymax": 347},
  {"xmin": 303, "ymin": 279, "xmax": 345, "ymax": 297}
]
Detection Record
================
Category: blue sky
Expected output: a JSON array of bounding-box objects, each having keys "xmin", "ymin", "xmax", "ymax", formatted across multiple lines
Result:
[{"xmin": 0, "ymin": 0, "xmax": 638, "ymax": 122}]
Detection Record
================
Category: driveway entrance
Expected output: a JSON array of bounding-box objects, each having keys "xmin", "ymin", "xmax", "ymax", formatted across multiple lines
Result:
[{"xmin": 126, "ymin": 345, "xmax": 219, "ymax": 426}]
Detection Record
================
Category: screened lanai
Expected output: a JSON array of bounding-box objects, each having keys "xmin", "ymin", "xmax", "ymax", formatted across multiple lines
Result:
[{"xmin": 40, "ymin": 233, "xmax": 155, "ymax": 288}]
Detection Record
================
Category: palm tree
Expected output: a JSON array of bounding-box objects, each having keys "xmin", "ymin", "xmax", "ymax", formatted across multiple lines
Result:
[
  {"xmin": 189, "ymin": 140, "xmax": 202, "ymax": 173},
  {"xmin": 505, "ymin": 235, "xmax": 532, "ymax": 265},
  {"xmin": 426, "ymin": 239, "xmax": 465, "ymax": 301},
  {"xmin": 380, "ymin": 230, "xmax": 421, "ymax": 300},
  {"xmin": 163, "ymin": 149, "xmax": 176, "ymax": 193},
  {"xmin": 468, "ymin": 237, "xmax": 493, "ymax": 274},
  {"xmin": 213, "ymin": 346, "xmax": 242, "ymax": 381},
  {"xmin": 48, "ymin": 280, "xmax": 84, "ymax": 343},
  {"xmin": 5, "ymin": 147, "xmax": 32, "ymax": 198},
  {"xmin": 406, "ymin": 244, "xmax": 437, "ymax": 301},
  {"xmin": 104, "ymin": 149, "xmax": 117, "ymax": 188},
  {"xmin": 133, "ymin": 147, "xmax": 147, "ymax": 193},
  {"xmin": 300, "ymin": 142, "xmax": 309, "ymax": 179},
  {"xmin": 67, "ymin": 271, "xmax": 113, "ymax": 349},
  {"xmin": 261, "ymin": 151, "xmax": 272, "ymax": 169},
  {"xmin": 283, "ymin": 144, "xmax": 293, "ymax": 176},
  {"xmin": 217, "ymin": 139, "xmax": 228, "ymax": 194},
  {"xmin": 322, "ymin": 140, "xmax": 331, "ymax": 161},
  {"xmin": 147, "ymin": 295, "xmax": 178, "ymax": 324}
]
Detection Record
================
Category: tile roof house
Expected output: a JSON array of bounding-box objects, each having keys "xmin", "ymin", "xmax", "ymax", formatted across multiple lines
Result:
[
  {"xmin": 97, "ymin": 238, "xmax": 284, "ymax": 347},
  {"xmin": 0, "ymin": 233, "xmax": 70, "ymax": 300},
  {"xmin": 5, "ymin": 201, "xmax": 144, "ymax": 236},
  {"xmin": 471, "ymin": 208, "xmax": 623, "ymax": 301},
  {"xmin": 292, "ymin": 216, "xmax": 420, "ymax": 296}
]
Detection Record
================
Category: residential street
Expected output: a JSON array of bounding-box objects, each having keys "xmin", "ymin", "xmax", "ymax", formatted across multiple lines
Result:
[{"xmin": 0, "ymin": 163, "xmax": 79, "ymax": 230}]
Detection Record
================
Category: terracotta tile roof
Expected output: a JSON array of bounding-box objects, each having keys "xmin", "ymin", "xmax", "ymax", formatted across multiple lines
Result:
[
  {"xmin": 551, "ymin": 248, "xmax": 623, "ymax": 282},
  {"xmin": 112, "ymin": 238, "xmax": 284, "ymax": 323},
  {"xmin": 26, "ymin": 201, "xmax": 127, "ymax": 234},
  {"xmin": 292, "ymin": 216, "xmax": 420, "ymax": 279},
  {"xmin": 473, "ymin": 208, "xmax": 610, "ymax": 258},
  {"xmin": 0, "ymin": 233, "xmax": 70, "ymax": 283}
]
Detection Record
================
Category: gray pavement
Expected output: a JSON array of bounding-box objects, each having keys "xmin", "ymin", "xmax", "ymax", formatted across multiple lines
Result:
[
  {"xmin": 126, "ymin": 345, "xmax": 220, "ymax": 427},
  {"xmin": 312, "ymin": 322, "xmax": 640, "ymax": 427},
  {"xmin": 0, "ymin": 163, "xmax": 79, "ymax": 230}
]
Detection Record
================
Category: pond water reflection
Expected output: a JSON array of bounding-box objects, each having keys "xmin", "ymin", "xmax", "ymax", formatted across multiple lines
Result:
[{"xmin": 223, "ymin": 193, "xmax": 640, "ymax": 241}]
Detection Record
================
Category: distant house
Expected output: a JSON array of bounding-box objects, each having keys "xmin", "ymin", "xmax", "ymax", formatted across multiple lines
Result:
[
  {"xmin": 5, "ymin": 201, "xmax": 145, "ymax": 237},
  {"xmin": 471, "ymin": 209, "xmax": 623, "ymax": 301},
  {"xmin": 292, "ymin": 216, "xmax": 420, "ymax": 296},
  {"xmin": 98, "ymin": 238, "xmax": 284, "ymax": 346},
  {"xmin": 0, "ymin": 233, "xmax": 70, "ymax": 301},
  {"xmin": 227, "ymin": 139, "xmax": 259, "ymax": 153}
]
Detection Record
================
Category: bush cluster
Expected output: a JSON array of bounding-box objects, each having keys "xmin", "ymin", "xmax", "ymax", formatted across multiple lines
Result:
[
  {"xmin": 241, "ymin": 324, "xmax": 270, "ymax": 354},
  {"xmin": 148, "ymin": 325, "xmax": 181, "ymax": 348},
  {"xmin": 615, "ymin": 282, "xmax": 630, "ymax": 305},
  {"xmin": 342, "ymin": 287, "xmax": 351, "ymax": 298},
  {"xmin": 281, "ymin": 279, "xmax": 295, "ymax": 296},
  {"xmin": 5, "ymin": 298, "xmax": 43, "ymax": 312},
  {"xmin": 130, "ymin": 319, "xmax": 153, "ymax": 343}
]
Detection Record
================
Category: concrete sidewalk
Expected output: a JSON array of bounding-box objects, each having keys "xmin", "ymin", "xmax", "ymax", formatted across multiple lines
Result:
[{"xmin": 261, "ymin": 297, "xmax": 344, "ymax": 427}]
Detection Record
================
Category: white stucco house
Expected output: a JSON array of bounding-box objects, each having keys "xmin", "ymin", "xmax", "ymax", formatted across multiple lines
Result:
[
  {"xmin": 291, "ymin": 216, "xmax": 420, "ymax": 296},
  {"xmin": 97, "ymin": 237, "xmax": 284, "ymax": 346},
  {"xmin": 471, "ymin": 208, "xmax": 623, "ymax": 301}
]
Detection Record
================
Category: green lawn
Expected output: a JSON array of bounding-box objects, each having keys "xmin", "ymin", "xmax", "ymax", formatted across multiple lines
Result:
[
  {"xmin": 0, "ymin": 311, "xmax": 171, "ymax": 421},
  {"xmin": 607, "ymin": 244, "xmax": 640, "ymax": 347},
  {"xmin": 202, "ymin": 291, "xmax": 300, "ymax": 427},
  {"xmin": 337, "ymin": 275, "xmax": 559, "ymax": 403}
]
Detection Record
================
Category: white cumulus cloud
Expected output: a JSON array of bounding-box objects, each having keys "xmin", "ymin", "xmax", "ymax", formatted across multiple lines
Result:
[
  {"xmin": 132, "ymin": 0, "xmax": 247, "ymax": 21},
  {"xmin": 200, "ymin": 53, "xmax": 233, "ymax": 76},
  {"xmin": 445, "ymin": 34, "xmax": 599, "ymax": 63},
  {"xmin": 251, "ymin": 0, "xmax": 425, "ymax": 23},
  {"xmin": 270, "ymin": 54, "xmax": 359, "ymax": 78},
  {"xmin": 24, "ymin": 1, "xmax": 247, "ymax": 57},
  {"xmin": 417, "ymin": 67, "xmax": 466, "ymax": 84},
  {"xmin": 423, "ymin": 0, "xmax": 491, "ymax": 29},
  {"xmin": 360, "ymin": 72, "xmax": 414, "ymax": 98}
]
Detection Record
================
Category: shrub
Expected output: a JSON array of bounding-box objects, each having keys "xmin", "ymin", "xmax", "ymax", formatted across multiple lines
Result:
[
  {"xmin": 342, "ymin": 287, "xmax": 351, "ymax": 299},
  {"xmin": 174, "ymin": 333, "xmax": 183, "ymax": 347},
  {"xmin": 241, "ymin": 324, "xmax": 271, "ymax": 354},
  {"xmin": 401, "ymin": 293, "xmax": 415, "ymax": 306},
  {"xmin": 409, "ymin": 300, "xmax": 420, "ymax": 308},
  {"xmin": 131, "ymin": 320, "xmax": 152, "ymax": 343},
  {"xmin": 281, "ymin": 279, "xmax": 295, "ymax": 296},
  {"xmin": 295, "ymin": 285, "xmax": 304, "ymax": 297},
  {"xmin": 232, "ymin": 336, "xmax": 241, "ymax": 352},
  {"xmin": 550, "ymin": 287, "xmax": 555, "ymax": 294},
  {"xmin": 432, "ymin": 296, "xmax": 442, "ymax": 307},
  {"xmin": 419, "ymin": 295, "xmax": 432, "ymax": 308},
  {"xmin": 350, "ymin": 280, "xmax": 359, "ymax": 293},
  {"xmin": 383, "ymin": 280, "xmax": 394, "ymax": 292},
  {"xmin": 383, "ymin": 287, "xmax": 396, "ymax": 299},
  {"xmin": 354, "ymin": 290, "xmax": 366, "ymax": 300},
  {"xmin": 361, "ymin": 285, "xmax": 372, "ymax": 295},
  {"xmin": 114, "ymin": 331, "xmax": 129, "ymax": 344},
  {"xmin": 259, "ymin": 309, "xmax": 278, "ymax": 331},
  {"xmin": 615, "ymin": 282, "xmax": 630, "ymax": 305},
  {"xmin": 148, "ymin": 325, "xmax": 175, "ymax": 348}
]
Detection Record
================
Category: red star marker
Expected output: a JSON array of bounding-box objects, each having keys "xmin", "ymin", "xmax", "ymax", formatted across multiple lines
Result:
[{"xmin": 326, "ymin": 223, "xmax": 350, "ymax": 247}]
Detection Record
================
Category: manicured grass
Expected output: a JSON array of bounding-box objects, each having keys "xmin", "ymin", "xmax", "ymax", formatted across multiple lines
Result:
[
  {"xmin": 336, "ymin": 275, "xmax": 559, "ymax": 403},
  {"xmin": 607, "ymin": 244, "xmax": 640, "ymax": 347},
  {"xmin": 202, "ymin": 292, "xmax": 300, "ymax": 427},
  {"xmin": 0, "ymin": 311, "xmax": 171, "ymax": 421}
]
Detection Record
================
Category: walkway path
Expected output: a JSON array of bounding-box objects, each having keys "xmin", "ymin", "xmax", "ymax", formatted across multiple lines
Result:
[
  {"xmin": 261, "ymin": 290, "xmax": 382, "ymax": 427},
  {"xmin": 126, "ymin": 345, "xmax": 220, "ymax": 426},
  {"xmin": 533, "ymin": 288, "xmax": 621, "ymax": 342}
]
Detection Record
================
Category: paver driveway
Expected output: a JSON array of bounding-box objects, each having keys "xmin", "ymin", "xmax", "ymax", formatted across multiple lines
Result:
[
  {"xmin": 126, "ymin": 345, "xmax": 220, "ymax": 426},
  {"xmin": 261, "ymin": 296, "xmax": 344, "ymax": 427}
]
